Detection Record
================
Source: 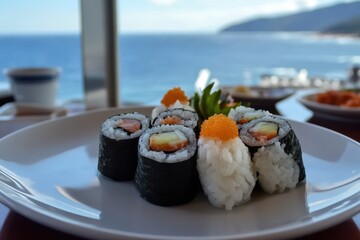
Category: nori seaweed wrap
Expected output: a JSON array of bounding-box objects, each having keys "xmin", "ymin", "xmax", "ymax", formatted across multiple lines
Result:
[
  {"xmin": 135, "ymin": 125, "xmax": 198, "ymax": 206},
  {"xmin": 239, "ymin": 115, "xmax": 305, "ymax": 193},
  {"xmin": 98, "ymin": 112, "xmax": 150, "ymax": 181}
]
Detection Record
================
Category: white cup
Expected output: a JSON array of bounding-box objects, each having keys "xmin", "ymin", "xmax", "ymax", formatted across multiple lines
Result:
[{"xmin": 4, "ymin": 67, "xmax": 61, "ymax": 108}]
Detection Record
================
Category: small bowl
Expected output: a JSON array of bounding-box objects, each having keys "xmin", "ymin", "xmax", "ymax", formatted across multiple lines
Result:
[
  {"xmin": 222, "ymin": 86, "xmax": 295, "ymax": 111},
  {"xmin": 298, "ymin": 92, "xmax": 360, "ymax": 122}
]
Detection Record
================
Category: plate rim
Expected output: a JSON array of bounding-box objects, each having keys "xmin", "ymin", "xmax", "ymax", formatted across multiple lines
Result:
[{"xmin": 0, "ymin": 106, "xmax": 359, "ymax": 240}]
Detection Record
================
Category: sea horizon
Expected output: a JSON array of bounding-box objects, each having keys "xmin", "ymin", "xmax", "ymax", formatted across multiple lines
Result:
[{"xmin": 0, "ymin": 32, "xmax": 359, "ymax": 104}]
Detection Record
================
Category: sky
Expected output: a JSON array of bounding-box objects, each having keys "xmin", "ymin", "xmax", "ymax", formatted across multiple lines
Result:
[{"xmin": 0, "ymin": 0, "xmax": 357, "ymax": 34}]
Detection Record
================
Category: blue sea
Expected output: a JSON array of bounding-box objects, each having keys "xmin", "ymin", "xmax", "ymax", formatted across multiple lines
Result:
[{"xmin": 0, "ymin": 33, "xmax": 360, "ymax": 104}]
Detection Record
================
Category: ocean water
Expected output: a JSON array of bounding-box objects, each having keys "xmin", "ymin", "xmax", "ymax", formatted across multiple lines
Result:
[{"xmin": 0, "ymin": 33, "xmax": 360, "ymax": 104}]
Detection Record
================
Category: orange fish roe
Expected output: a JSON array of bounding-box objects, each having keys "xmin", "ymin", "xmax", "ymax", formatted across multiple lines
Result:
[
  {"xmin": 161, "ymin": 87, "xmax": 188, "ymax": 107},
  {"xmin": 200, "ymin": 114, "xmax": 238, "ymax": 141}
]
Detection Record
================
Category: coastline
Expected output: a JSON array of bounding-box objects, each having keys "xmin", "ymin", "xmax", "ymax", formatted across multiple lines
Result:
[{"xmin": 315, "ymin": 32, "xmax": 360, "ymax": 39}]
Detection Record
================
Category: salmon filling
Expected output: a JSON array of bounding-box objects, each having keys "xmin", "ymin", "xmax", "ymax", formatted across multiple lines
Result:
[
  {"xmin": 116, "ymin": 118, "xmax": 141, "ymax": 133},
  {"xmin": 149, "ymin": 131, "xmax": 188, "ymax": 152},
  {"xmin": 160, "ymin": 115, "xmax": 182, "ymax": 125},
  {"xmin": 249, "ymin": 122, "xmax": 279, "ymax": 142}
]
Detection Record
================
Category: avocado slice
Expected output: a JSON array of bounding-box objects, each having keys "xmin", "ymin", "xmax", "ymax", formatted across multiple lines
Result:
[{"xmin": 149, "ymin": 130, "xmax": 188, "ymax": 152}]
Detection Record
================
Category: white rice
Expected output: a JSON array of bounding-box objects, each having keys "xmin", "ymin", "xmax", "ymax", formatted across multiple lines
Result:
[
  {"xmin": 101, "ymin": 112, "xmax": 149, "ymax": 141},
  {"xmin": 151, "ymin": 105, "xmax": 167, "ymax": 120},
  {"xmin": 228, "ymin": 106, "xmax": 255, "ymax": 120},
  {"xmin": 152, "ymin": 108, "xmax": 198, "ymax": 129},
  {"xmin": 197, "ymin": 137, "xmax": 256, "ymax": 210},
  {"xmin": 151, "ymin": 100, "xmax": 194, "ymax": 120},
  {"xmin": 253, "ymin": 142, "xmax": 300, "ymax": 194},
  {"xmin": 138, "ymin": 125, "xmax": 197, "ymax": 163}
]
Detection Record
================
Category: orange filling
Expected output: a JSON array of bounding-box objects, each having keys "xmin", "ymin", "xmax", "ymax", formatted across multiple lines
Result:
[
  {"xmin": 250, "ymin": 131, "xmax": 277, "ymax": 142},
  {"xmin": 161, "ymin": 87, "xmax": 188, "ymax": 107},
  {"xmin": 116, "ymin": 118, "xmax": 141, "ymax": 133},
  {"xmin": 160, "ymin": 115, "xmax": 182, "ymax": 125},
  {"xmin": 150, "ymin": 140, "xmax": 188, "ymax": 152},
  {"xmin": 200, "ymin": 114, "xmax": 238, "ymax": 141},
  {"xmin": 238, "ymin": 118, "xmax": 250, "ymax": 124}
]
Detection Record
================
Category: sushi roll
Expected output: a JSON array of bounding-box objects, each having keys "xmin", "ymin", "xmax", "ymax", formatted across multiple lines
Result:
[
  {"xmin": 228, "ymin": 106, "xmax": 270, "ymax": 130},
  {"xmin": 98, "ymin": 112, "xmax": 150, "ymax": 181},
  {"xmin": 135, "ymin": 125, "xmax": 198, "ymax": 206},
  {"xmin": 152, "ymin": 108, "xmax": 199, "ymax": 129},
  {"xmin": 152, "ymin": 87, "xmax": 194, "ymax": 120},
  {"xmin": 240, "ymin": 115, "xmax": 305, "ymax": 193},
  {"xmin": 197, "ymin": 114, "xmax": 256, "ymax": 211}
]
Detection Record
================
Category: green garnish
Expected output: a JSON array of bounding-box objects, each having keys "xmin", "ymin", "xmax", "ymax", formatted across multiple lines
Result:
[{"xmin": 190, "ymin": 82, "xmax": 242, "ymax": 127}]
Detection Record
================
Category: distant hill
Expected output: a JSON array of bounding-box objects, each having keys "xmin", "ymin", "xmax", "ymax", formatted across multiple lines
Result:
[
  {"xmin": 221, "ymin": 1, "xmax": 360, "ymax": 33},
  {"xmin": 323, "ymin": 16, "xmax": 360, "ymax": 35}
]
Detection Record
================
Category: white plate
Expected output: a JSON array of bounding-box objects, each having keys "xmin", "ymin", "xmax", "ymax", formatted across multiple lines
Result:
[
  {"xmin": 298, "ymin": 93, "xmax": 360, "ymax": 122},
  {"xmin": 0, "ymin": 102, "xmax": 68, "ymax": 137},
  {"xmin": 0, "ymin": 115, "xmax": 53, "ymax": 137},
  {"xmin": 0, "ymin": 107, "xmax": 359, "ymax": 240}
]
